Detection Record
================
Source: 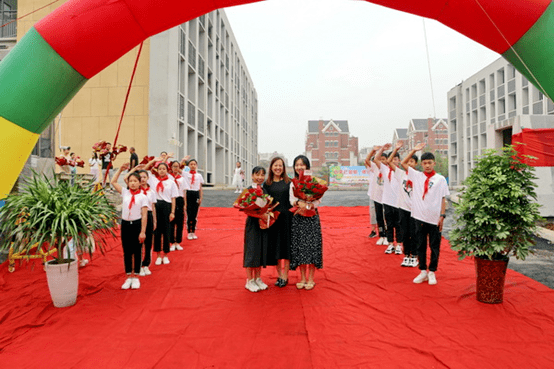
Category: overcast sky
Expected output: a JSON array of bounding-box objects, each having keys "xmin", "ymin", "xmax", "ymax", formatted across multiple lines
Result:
[{"xmin": 225, "ymin": 0, "xmax": 500, "ymax": 162}]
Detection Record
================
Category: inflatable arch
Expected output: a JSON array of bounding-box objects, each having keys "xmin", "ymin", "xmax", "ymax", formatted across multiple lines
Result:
[{"xmin": 1, "ymin": 0, "xmax": 554, "ymax": 197}]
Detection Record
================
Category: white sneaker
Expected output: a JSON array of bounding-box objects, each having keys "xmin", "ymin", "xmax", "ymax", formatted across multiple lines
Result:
[
  {"xmin": 170, "ymin": 244, "xmax": 176, "ymax": 252},
  {"xmin": 121, "ymin": 277, "xmax": 133, "ymax": 290},
  {"xmin": 131, "ymin": 277, "xmax": 140, "ymax": 289},
  {"xmin": 413, "ymin": 270, "xmax": 429, "ymax": 284},
  {"xmin": 175, "ymin": 244, "xmax": 184, "ymax": 251},
  {"xmin": 428, "ymin": 272, "xmax": 437, "ymax": 285},
  {"xmin": 376, "ymin": 237, "xmax": 384, "ymax": 245},
  {"xmin": 155, "ymin": 257, "xmax": 162, "ymax": 265},
  {"xmin": 163, "ymin": 256, "xmax": 170, "ymax": 264},
  {"xmin": 187, "ymin": 233, "xmax": 193, "ymax": 240},
  {"xmin": 410, "ymin": 256, "xmax": 419, "ymax": 268},
  {"xmin": 401, "ymin": 257, "xmax": 410, "ymax": 267},
  {"xmin": 255, "ymin": 278, "xmax": 268, "ymax": 290},
  {"xmin": 395, "ymin": 245, "xmax": 403, "ymax": 255},
  {"xmin": 143, "ymin": 266, "xmax": 152, "ymax": 275},
  {"xmin": 383, "ymin": 238, "xmax": 389, "ymax": 246},
  {"xmin": 139, "ymin": 267, "xmax": 146, "ymax": 276},
  {"xmin": 384, "ymin": 245, "xmax": 395, "ymax": 254},
  {"xmin": 192, "ymin": 234, "xmax": 198, "ymax": 240},
  {"xmin": 245, "ymin": 279, "xmax": 260, "ymax": 292}
]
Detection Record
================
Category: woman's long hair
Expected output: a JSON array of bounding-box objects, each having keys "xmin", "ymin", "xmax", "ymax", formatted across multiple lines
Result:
[{"xmin": 265, "ymin": 157, "xmax": 290, "ymax": 186}]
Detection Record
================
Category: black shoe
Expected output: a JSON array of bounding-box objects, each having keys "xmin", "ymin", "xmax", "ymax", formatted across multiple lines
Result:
[
  {"xmin": 275, "ymin": 278, "xmax": 283, "ymax": 286},
  {"xmin": 279, "ymin": 279, "xmax": 288, "ymax": 288},
  {"xmin": 368, "ymin": 231, "xmax": 377, "ymax": 238}
]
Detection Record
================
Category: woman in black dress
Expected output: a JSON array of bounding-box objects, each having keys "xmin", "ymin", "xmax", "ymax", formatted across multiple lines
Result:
[{"xmin": 263, "ymin": 157, "xmax": 292, "ymax": 287}]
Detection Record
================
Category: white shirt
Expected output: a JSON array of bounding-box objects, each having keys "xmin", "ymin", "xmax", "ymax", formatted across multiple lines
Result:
[
  {"xmin": 370, "ymin": 162, "xmax": 384, "ymax": 203},
  {"xmin": 121, "ymin": 188, "xmax": 147, "ymax": 221},
  {"xmin": 183, "ymin": 172, "xmax": 204, "ymax": 191},
  {"xmin": 289, "ymin": 183, "xmax": 322, "ymax": 208},
  {"xmin": 173, "ymin": 176, "xmax": 186, "ymax": 197},
  {"xmin": 407, "ymin": 167, "xmax": 450, "ymax": 225},
  {"xmin": 366, "ymin": 167, "xmax": 374, "ymax": 197},
  {"xmin": 380, "ymin": 164, "xmax": 399, "ymax": 208},
  {"xmin": 89, "ymin": 158, "xmax": 100, "ymax": 169},
  {"xmin": 141, "ymin": 186, "xmax": 157, "ymax": 212},
  {"xmin": 148, "ymin": 175, "xmax": 179, "ymax": 203},
  {"xmin": 394, "ymin": 167, "xmax": 412, "ymax": 212}
]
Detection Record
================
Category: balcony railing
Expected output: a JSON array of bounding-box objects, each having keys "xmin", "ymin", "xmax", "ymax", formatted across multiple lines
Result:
[{"xmin": 1, "ymin": 11, "xmax": 17, "ymax": 38}]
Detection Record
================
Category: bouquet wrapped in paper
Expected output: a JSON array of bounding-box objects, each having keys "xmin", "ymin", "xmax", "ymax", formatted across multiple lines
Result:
[
  {"xmin": 140, "ymin": 155, "xmax": 155, "ymax": 165},
  {"xmin": 92, "ymin": 140, "xmax": 107, "ymax": 152},
  {"xmin": 55, "ymin": 156, "xmax": 68, "ymax": 167},
  {"xmin": 112, "ymin": 144, "xmax": 127, "ymax": 156},
  {"xmin": 74, "ymin": 157, "xmax": 85, "ymax": 168},
  {"xmin": 233, "ymin": 187, "xmax": 280, "ymax": 229},
  {"xmin": 289, "ymin": 171, "xmax": 329, "ymax": 217}
]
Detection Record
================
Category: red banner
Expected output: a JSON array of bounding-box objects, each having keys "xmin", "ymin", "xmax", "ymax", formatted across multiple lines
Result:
[{"xmin": 513, "ymin": 128, "xmax": 554, "ymax": 166}]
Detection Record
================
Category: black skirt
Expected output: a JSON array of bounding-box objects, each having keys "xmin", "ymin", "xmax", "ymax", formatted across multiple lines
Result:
[
  {"xmin": 263, "ymin": 180, "xmax": 292, "ymax": 261},
  {"xmin": 290, "ymin": 213, "xmax": 323, "ymax": 270},
  {"xmin": 243, "ymin": 216, "xmax": 275, "ymax": 267}
]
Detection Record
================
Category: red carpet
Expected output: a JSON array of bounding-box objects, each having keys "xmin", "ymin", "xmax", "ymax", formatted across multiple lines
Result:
[{"xmin": 1, "ymin": 206, "xmax": 554, "ymax": 368}]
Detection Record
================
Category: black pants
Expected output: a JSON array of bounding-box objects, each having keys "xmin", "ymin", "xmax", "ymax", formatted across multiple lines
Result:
[
  {"xmin": 186, "ymin": 191, "xmax": 200, "ymax": 233},
  {"xmin": 154, "ymin": 200, "xmax": 171, "ymax": 253},
  {"xmin": 142, "ymin": 211, "xmax": 154, "ymax": 267},
  {"xmin": 414, "ymin": 220, "xmax": 441, "ymax": 272},
  {"xmin": 384, "ymin": 204, "xmax": 400, "ymax": 243},
  {"xmin": 121, "ymin": 219, "xmax": 142, "ymax": 274},
  {"xmin": 170, "ymin": 197, "xmax": 185, "ymax": 243},
  {"xmin": 398, "ymin": 209, "xmax": 415, "ymax": 256},
  {"xmin": 374, "ymin": 201, "xmax": 386, "ymax": 237}
]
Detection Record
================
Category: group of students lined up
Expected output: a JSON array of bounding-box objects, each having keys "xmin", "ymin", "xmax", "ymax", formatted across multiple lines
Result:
[
  {"xmin": 365, "ymin": 142, "xmax": 450, "ymax": 285},
  {"xmin": 242, "ymin": 155, "xmax": 324, "ymax": 293},
  {"xmin": 111, "ymin": 152, "xmax": 204, "ymax": 290}
]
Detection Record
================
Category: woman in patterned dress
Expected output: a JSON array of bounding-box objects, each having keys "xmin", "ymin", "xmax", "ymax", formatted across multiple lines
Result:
[{"xmin": 289, "ymin": 155, "xmax": 323, "ymax": 290}]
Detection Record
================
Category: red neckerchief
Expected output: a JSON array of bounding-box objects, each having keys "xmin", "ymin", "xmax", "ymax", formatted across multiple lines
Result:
[
  {"xmin": 387, "ymin": 166, "xmax": 392, "ymax": 182},
  {"xmin": 129, "ymin": 188, "xmax": 141, "ymax": 210},
  {"xmin": 405, "ymin": 170, "xmax": 413, "ymax": 190},
  {"xmin": 174, "ymin": 174, "xmax": 182, "ymax": 189},
  {"xmin": 422, "ymin": 171, "xmax": 436, "ymax": 200},
  {"xmin": 156, "ymin": 175, "xmax": 169, "ymax": 193},
  {"xmin": 190, "ymin": 170, "xmax": 196, "ymax": 185},
  {"xmin": 141, "ymin": 184, "xmax": 150, "ymax": 195}
]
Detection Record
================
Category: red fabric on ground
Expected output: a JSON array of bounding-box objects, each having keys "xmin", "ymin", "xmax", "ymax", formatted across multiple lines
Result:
[
  {"xmin": 513, "ymin": 128, "xmax": 554, "ymax": 166},
  {"xmin": 1, "ymin": 207, "xmax": 554, "ymax": 368}
]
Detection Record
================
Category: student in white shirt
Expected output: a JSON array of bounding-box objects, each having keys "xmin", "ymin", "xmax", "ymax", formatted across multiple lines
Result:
[
  {"xmin": 169, "ymin": 161, "xmax": 186, "ymax": 251},
  {"xmin": 375, "ymin": 144, "xmax": 402, "ymax": 255},
  {"xmin": 183, "ymin": 159, "xmax": 204, "ymax": 240},
  {"xmin": 89, "ymin": 151, "xmax": 101, "ymax": 183},
  {"xmin": 364, "ymin": 149, "xmax": 379, "ymax": 238},
  {"xmin": 365, "ymin": 147, "xmax": 388, "ymax": 246},
  {"xmin": 145, "ymin": 158, "xmax": 179, "ymax": 265},
  {"xmin": 388, "ymin": 142, "xmax": 419, "ymax": 267},
  {"xmin": 402, "ymin": 143, "xmax": 450, "ymax": 285},
  {"xmin": 111, "ymin": 163, "xmax": 148, "ymax": 290}
]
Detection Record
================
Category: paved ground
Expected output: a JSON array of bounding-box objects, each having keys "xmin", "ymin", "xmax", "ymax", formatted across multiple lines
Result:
[{"xmin": 206, "ymin": 189, "xmax": 554, "ymax": 289}]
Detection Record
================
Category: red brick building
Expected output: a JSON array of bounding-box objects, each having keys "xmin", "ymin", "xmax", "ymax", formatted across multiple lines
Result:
[
  {"xmin": 392, "ymin": 128, "xmax": 409, "ymax": 157},
  {"xmin": 407, "ymin": 118, "xmax": 448, "ymax": 155},
  {"xmin": 305, "ymin": 119, "xmax": 359, "ymax": 168}
]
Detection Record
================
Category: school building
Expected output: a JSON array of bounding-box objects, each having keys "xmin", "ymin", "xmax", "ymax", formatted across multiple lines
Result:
[
  {"xmin": 305, "ymin": 119, "xmax": 359, "ymax": 169},
  {"xmin": 12, "ymin": 1, "xmax": 258, "ymax": 186},
  {"xmin": 447, "ymin": 57, "xmax": 554, "ymax": 216}
]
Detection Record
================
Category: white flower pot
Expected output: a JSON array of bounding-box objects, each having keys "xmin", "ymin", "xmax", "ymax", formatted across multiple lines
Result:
[{"xmin": 44, "ymin": 259, "xmax": 79, "ymax": 308}]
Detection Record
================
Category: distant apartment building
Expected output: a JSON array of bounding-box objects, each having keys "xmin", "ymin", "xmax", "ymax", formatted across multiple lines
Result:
[
  {"xmin": 305, "ymin": 119, "xmax": 359, "ymax": 168},
  {"xmin": 0, "ymin": 0, "xmax": 16, "ymax": 61},
  {"xmin": 16, "ymin": 1, "xmax": 258, "ymax": 186},
  {"xmin": 447, "ymin": 56, "xmax": 554, "ymax": 215},
  {"xmin": 391, "ymin": 128, "xmax": 408, "ymax": 156},
  {"xmin": 406, "ymin": 118, "xmax": 448, "ymax": 155}
]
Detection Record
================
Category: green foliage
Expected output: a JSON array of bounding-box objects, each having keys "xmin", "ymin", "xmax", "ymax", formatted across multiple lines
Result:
[
  {"xmin": 450, "ymin": 146, "xmax": 541, "ymax": 261},
  {"xmin": 0, "ymin": 172, "xmax": 118, "ymax": 264}
]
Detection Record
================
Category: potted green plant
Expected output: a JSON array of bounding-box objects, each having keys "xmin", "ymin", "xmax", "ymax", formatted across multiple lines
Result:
[
  {"xmin": 0, "ymin": 172, "xmax": 118, "ymax": 307},
  {"xmin": 450, "ymin": 145, "xmax": 542, "ymax": 303}
]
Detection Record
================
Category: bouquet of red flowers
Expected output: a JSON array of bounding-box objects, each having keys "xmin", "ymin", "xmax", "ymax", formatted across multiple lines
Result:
[
  {"xmin": 289, "ymin": 170, "xmax": 328, "ymax": 217},
  {"xmin": 74, "ymin": 157, "xmax": 85, "ymax": 168},
  {"xmin": 112, "ymin": 144, "xmax": 127, "ymax": 155},
  {"xmin": 55, "ymin": 156, "xmax": 68, "ymax": 167},
  {"xmin": 140, "ymin": 155, "xmax": 155, "ymax": 165},
  {"xmin": 92, "ymin": 141, "xmax": 107, "ymax": 152},
  {"xmin": 233, "ymin": 187, "xmax": 280, "ymax": 229}
]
